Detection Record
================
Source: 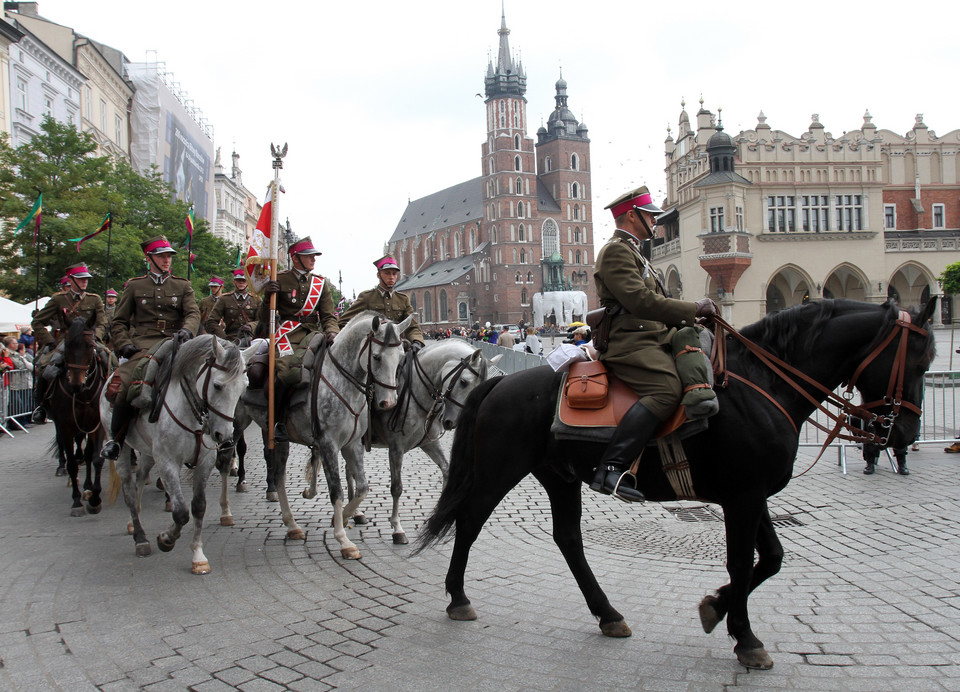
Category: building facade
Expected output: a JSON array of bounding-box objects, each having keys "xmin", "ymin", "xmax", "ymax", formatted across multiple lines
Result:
[
  {"xmin": 387, "ymin": 12, "xmax": 596, "ymax": 331},
  {"xmin": 0, "ymin": 18, "xmax": 23, "ymax": 140},
  {"xmin": 9, "ymin": 7, "xmax": 132, "ymax": 160},
  {"xmin": 654, "ymin": 101, "xmax": 957, "ymax": 328},
  {"xmin": 213, "ymin": 148, "xmax": 260, "ymax": 251}
]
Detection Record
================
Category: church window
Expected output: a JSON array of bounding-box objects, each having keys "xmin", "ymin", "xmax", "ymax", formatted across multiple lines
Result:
[
  {"xmin": 518, "ymin": 224, "xmax": 526, "ymax": 241},
  {"xmin": 424, "ymin": 291, "xmax": 433, "ymax": 322},
  {"xmin": 410, "ymin": 293, "xmax": 417, "ymax": 311},
  {"xmin": 513, "ymin": 100, "xmax": 521, "ymax": 127},
  {"xmin": 574, "ymin": 227, "xmax": 581, "ymax": 243},
  {"xmin": 454, "ymin": 233, "xmax": 461, "ymax": 256},
  {"xmin": 439, "ymin": 290, "xmax": 448, "ymax": 319},
  {"xmin": 573, "ymin": 205, "xmax": 580, "ymax": 220},
  {"xmin": 541, "ymin": 218, "xmax": 559, "ymax": 256},
  {"xmin": 544, "ymin": 156, "xmax": 551, "ymax": 172},
  {"xmin": 521, "ymin": 288, "xmax": 527, "ymax": 304},
  {"xmin": 515, "ymin": 156, "xmax": 522, "ymax": 172},
  {"xmin": 520, "ymin": 249, "xmax": 526, "ymax": 263},
  {"xmin": 527, "ymin": 271, "xmax": 533, "ymax": 283},
  {"xmin": 571, "ymin": 153, "xmax": 579, "ymax": 170},
  {"xmin": 515, "ymin": 134, "xmax": 521, "ymax": 150},
  {"xmin": 489, "ymin": 158, "xmax": 494, "ymax": 175},
  {"xmin": 517, "ymin": 202, "xmax": 525, "ymax": 218},
  {"xmin": 516, "ymin": 177, "xmax": 522, "ymax": 195},
  {"xmin": 572, "ymin": 182, "xmax": 579, "ymax": 199},
  {"xmin": 499, "ymin": 101, "xmax": 506, "ymax": 128},
  {"xmin": 516, "ymin": 272, "xmax": 521, "ymax": 283},
  {"xmin": 575, "ymin": 250, "xmax": 582, "ymax": 264}
]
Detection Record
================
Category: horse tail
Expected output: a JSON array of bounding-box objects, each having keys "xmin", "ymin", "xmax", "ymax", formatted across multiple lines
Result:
[
  {"xmin": 413, "ymin": 374, "xmax": 504, "ymax": 555},
  {"xmin": 105, "ymin": 459, "xmax": 121, "ymax": 505}
]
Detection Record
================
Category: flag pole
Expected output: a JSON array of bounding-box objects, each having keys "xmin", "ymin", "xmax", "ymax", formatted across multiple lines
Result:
[
  {"xmin": 267, "ymin": 143, "xmax": 286, "ymax": 451},
  {"xmin": 104, "ymin": 211, "xmax": 113, "ymax": 296}
]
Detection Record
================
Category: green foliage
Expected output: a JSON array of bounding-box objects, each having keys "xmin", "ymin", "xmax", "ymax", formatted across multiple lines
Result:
[
  {"xmin": 0, "ymin": 117, "xmax": 240, "ymax": 301},
  {"xmin": 941, "ymin": 262, "xmax": 960, "ymax": 296}
]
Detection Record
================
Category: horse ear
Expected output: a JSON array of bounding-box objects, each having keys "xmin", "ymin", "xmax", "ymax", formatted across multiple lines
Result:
[
  {"xmin": 211, "ymin": 334, "xmax": 222, "ymax": 358},
  {"xmin": 397, "ymin": 315, "xmax": 413, "ymax": 335},
  {"xmin": 917, "ymin": 295, "xmax": 938, "ymax": 326},
  {"xmin": 470, "ymin": 349, "xmax": 482, "ymax": 364},
  {"xmin": 371, "ymin": 315, "xmax": 381, "ymax": 332},
  {"xmin": 490, "ymin": 353, "xmax": 503, "ymax": 366}
]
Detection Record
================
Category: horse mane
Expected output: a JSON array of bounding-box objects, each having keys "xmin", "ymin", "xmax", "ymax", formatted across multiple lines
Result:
[
  {"xmin": 169, "ymin": 336, "xmax": 244, "ymax": 383},
  {"xmin": 64, "ymin": 315, "xmax": 91, "ymax": 347},
  {"xmin": 340, "ymin": 309, "xmax": 401, "ymax": 343}
]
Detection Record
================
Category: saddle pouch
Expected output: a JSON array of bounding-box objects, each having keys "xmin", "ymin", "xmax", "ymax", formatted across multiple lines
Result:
[
  {"xmin": 563, "ymin": 360, "xmax": 609, "ymax": 409},
  {"xmin": 106, "ymin": 369, "xmax": 122, "ymax": 405},
  {"xmin": 586, "ymin": 305, "xmax": 623, "ymax": 354},
  {"xmin": 246, "ymin": 353, "xmax": 268, "ymax": 390}
]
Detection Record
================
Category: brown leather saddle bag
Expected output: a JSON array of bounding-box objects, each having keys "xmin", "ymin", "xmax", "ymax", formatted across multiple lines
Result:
[{"xmin": 563, "ymin": 360, "xmax": 608, "ymax": 410}]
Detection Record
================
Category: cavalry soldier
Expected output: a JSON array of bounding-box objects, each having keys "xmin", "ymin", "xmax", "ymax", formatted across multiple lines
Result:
[
  {"xmin": 100, "ymin": 235, "xmax": 200, "ymax": 460},
  {"xmin": 260, "ymin": 236, "xmax": 339, "ymax": 440},
  {"xmin": 205, "ymin": 268, "xmax": 261, "ymax": 343},
  {"xmin": 103, "ymin": 288, "xmax": 119, "ymax": 347},
  {"xmin": 30, "ymin": 262, "xmax": 108, "ymax": 424},
  {"xmin": 338, "ymin": 255, "xmax": 424, "ymax": 350},
  {"xmin": 198, "ymin": 276, "xmax": 224, "ymax": 330},
  {"xmin": 590, "ymin": 185, "xmax": 717, "ymax": 502}
]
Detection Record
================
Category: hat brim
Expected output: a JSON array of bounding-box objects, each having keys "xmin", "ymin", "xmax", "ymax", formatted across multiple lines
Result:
[
  {"xmin": 69, "ymin": 272, "xmax": 93, "ymax": 278},
  {"xmin": 147, "ymin": 247, "xmax": 177, "ymax": 254},
  {"xmin": 294, "ymin": 248, "xmax": 322, "ymax": 256},
  {"xmin": 637, "ymin": 202, "xmax": 664, "ymax": 215}
]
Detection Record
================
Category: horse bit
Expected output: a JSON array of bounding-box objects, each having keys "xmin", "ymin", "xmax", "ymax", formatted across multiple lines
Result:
[{"xmin": 164, "ymin": 350, "xmax": 236, "ymax": 467}]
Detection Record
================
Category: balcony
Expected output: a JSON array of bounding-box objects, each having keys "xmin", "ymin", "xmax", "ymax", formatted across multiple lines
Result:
[{"xmin": 652, "ymin": 237, "xmax": 680, "ymax": 260}]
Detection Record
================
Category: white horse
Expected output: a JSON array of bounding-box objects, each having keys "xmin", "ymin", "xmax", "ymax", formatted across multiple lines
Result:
[
  {"xmin": 343, "ymin": 340, "xmax": 501, "ymax": 544},
  {"xmin": 103, "ymin": 336, "xmax": 248, "ymax": 574},
  {"xmin": 239, "ymin": 311, "xmax": 411, "ymax": 559}
]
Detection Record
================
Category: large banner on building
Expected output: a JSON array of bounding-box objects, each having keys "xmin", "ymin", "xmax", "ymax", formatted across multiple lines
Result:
[{"xmin": 165, "ymin": 112, "xmax": 211, "ymax": 219}]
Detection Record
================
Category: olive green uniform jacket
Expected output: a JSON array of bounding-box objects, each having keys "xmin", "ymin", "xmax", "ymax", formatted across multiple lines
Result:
[
  {"xmin": 32, "ymin": 291, "xmax": 107, "ymax": 349},
  {"xmin": 337, "ymin": 286, "xmax": 423, "ymax": 345},
  {"xmin": 259, "ymin": 269, "xmax": 339, "ymax": 385},
  {"xmin": 198, "ymin": 294, "xmax": 221, "ymax": 332},
  {"xmin": 205, "ymin": 291, "xmax": 261, "ymax": 342},
  {"xmin": 594, "ymin": 229, "xmax": 697, "ymax": 420}
]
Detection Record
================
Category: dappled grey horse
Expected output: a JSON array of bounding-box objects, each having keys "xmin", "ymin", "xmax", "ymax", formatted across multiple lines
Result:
[
  {"xmin": 102, "ymin": 336, "xmax": 248, "ymax": 574},
  {"xmin": 343, "ymin": 339, "xmax": 501, "ymax": 543}
]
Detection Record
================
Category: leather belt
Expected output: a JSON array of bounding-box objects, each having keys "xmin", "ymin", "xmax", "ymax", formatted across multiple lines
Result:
[
  {"xmin": 297, "ymin": 314, "xmax": 320, "ymax": 325},
  {"xmin": 138, "ymin": 320, "xmax": 170, "ymax": 330}
]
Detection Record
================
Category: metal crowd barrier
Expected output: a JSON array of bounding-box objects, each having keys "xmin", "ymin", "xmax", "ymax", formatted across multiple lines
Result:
[
  {"xmin": 0, "ymin": 368, "xmax": 33, "ymax": 437},
  {"xmin": 465, "ymin": 338, "xmax": 545, "ymax": 376}
]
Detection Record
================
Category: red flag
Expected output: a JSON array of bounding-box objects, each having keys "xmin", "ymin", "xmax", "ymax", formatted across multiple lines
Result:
[{"xmin": 245, "ymin": 185, "xmax": 274, "ymax": 295}]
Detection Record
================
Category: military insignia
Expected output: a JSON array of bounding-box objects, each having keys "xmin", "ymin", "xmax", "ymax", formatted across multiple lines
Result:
[
  {"xmin": 172, "ymin": 296, "xmax": 177, "ymax": 303},
  {"xmin": 291, "ymin": 289, "xmax": 297, "ymax": 299},
  {"xmin": 142, "ymin": 299, "xmax": 147, "ymax": 304}
]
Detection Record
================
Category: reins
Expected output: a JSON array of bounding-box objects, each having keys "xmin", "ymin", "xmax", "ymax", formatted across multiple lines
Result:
[
  {"xmin": 59, "ymin": 332, "xmax": 107, "ymax": 435},
  {"xmin": 708, "ymin": 309, "xmax": 927, "ymax": 468}
]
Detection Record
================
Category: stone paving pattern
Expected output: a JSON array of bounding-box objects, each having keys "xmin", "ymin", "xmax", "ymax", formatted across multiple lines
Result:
[{"xmin": 1, "ymin": 409, "xmax": 960, "ymax": 689}]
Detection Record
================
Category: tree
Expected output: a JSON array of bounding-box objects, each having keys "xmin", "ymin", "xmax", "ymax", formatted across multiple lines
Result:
[
  {"xmin": 941, "ymin": 261, "xmax": 960, "ymax": 297},
  {"xmin": 0, "ymin": 118, "xmax": 240, "ymax": 301}
]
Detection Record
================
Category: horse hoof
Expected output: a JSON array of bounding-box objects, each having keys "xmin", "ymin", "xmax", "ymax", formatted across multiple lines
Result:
[
  {"xmin": 235, "ymin": 481, "xmax": 248, "ymax": 493},
  {"xmin": 82, "ymin": 489, "xmax": 92, "ymax": 501},
  {"xmin": 392, "ymin": 532, "xmax": 408, "ymax": 545},
  {"xmin": 55, "ymin": 466, "xmax": 66, "ymax": 477},
  {"xmin": 447, "ymin": 604, "xmax": 477, "ymax": 621},
  {"xmin": 70, "ymin": 506, "xmax": 86, "ymax": 517},
  {"xmin": 698, "ymin": 594, "xmax": 723, "ymax": 633},
  {"xmin": 229, "ymin": 467, "xmax": 238, "ymax": 477},
  {"xmin": 287, "ymin": 528, "xmax": 306, "ymax": 541},
  {"xmin": 266, "ymin": 491, "xmax": 279, "ymax": 502},
  {"xmin": 87, "ymin": 503, "xmax": 102, "ymax": 515},
  {"xmin": 340, "ymin": 546, "xmax": 362, "ymax": 559},
  {"xmin": 600, "ymin": 620, "xmax": 632, "ymax": 637},
  {"xmin": 155, "ymin": 477, "xmax": 164, "ymax": 491},
  {"xmin": 164, "ymin": 501, "xmax": 172, "ymax": 512},
  {"xmin": 135, "ymin": 542, "xmax": 152, "ymax": 557},
  {"xmin": 127, "ymin": 521, "xmax": 134, "ymax": 535},
  {"xmin": 735, "ymin": 645, "xmax": 774, "ymax": 670},
  {"xmin": 220, "ymin": 516, "xmax": 235, "ymax": 527},
  {"xmin": 302, "ymin": 489, "xmax": 317, "ymax": 499},
  {"xmin": 353, "ymin": 514, "xmax": 368, "ymax": 525},
  {"xmin": 192, "ymin": 561, "xmax": 211, "ymax": 575},
  {"xmin": 157, "ymin": 535, "xmax": 175, "ymax": 552}
]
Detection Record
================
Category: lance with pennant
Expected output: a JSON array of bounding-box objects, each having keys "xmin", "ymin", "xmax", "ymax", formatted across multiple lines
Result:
[{"xmin": 267, "ymin": 143, "xmax": 286, "ymax": 450}]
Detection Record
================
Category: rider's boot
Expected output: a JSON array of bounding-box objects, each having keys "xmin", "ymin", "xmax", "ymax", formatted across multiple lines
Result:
[
  {"xmin": 589, "ymin": 400, "xmax": 660, "ymax": 503},
  {"xmin": 31, "ymin": 377, "xmax": 50, "ymax": 424},
  {"xmin": 100, "ymin": 398, "xmax": 133, "ymax": 461},
  {"xmin": 273, "ymin": 380, "xmax": 290, "ymax": 443},
  {"xmin": 862, "ymin": 461, "xmax": 876, "ymax": 475},
  {"xmin": 895, "ymin": 451, "xmax": 909, "ymax": 476}
]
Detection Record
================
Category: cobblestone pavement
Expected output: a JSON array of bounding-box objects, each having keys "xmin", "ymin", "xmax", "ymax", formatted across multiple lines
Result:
[{"xmin": 1, "ymin": 416, "xmax": 960, "ymax": 691}]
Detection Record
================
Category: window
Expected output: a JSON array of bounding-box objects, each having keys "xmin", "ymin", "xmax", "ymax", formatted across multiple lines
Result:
[
  {"xmin": 517, "ymin": 202, "xmax": 525, "ymax": 218},
  {"xmin": 575, "ymin": 250, "xmax": 582, "ymax": 264},
  {"xmin": 544, "ymin": 156, "xmax": 551, "ymax": 172},
  {"xmin": 84, "ymin": 85, "xmax": 92, "ymax": 119},
  {"xmin": 518, "ymin": 224, "xmax": 525, "ymax": 241},
  {"xmin": 736, "ymin": 206, "xmax": 744, "ymax": 231},
  {"xmin": 542, "ymin": 218, "xmax": 559, "ymax": 256},
  {"xmin": 516, "ymin": 272, "xmax": 522, "ymax": 283},
  {"xmin": 574, "ymin": 227, "xmax": 581, "ymax": 243},
  {"xmin": 766, "ymin": 196, "xmax": 796, "ymax": 232},
  {"xmin": 16, "ymin": 79, "xmax": 27, "ymax": 111},
  {"xmin": 571, "ymin": 153, "xmax": 579, "ymax": 170},
  {"xmin": 515, "ymin": 177, "xmax": 522, "ymax": 195},
  {"xmin": 521, "ymin": 288, "xmax": 528, "ymax": 304},
  {"xmin": 710, "ymin": 207, "xmax": 725, "ymax": 233},
  {"xmin": 527, "ymin": 271, "xmax": 533, "ymax": 283},
  {"xmin": 439, "ymin": 290, "xmax": 448, "ymax": 319},
  {"xmin": 573, "ymin": 205, "xmax": 580, "ymax": 220},
  {"xmin": 115, "ymin": 114, "xmax": 122, "ymax": 144},
  {"xmin": 835, "ymin": 195, "xmax": 863, "ymax": 231},
  {"xmin": 519, "ymin": 249, "xmax": 526, "ymax": 263},
  {"xmin": 43, "ymin": 96, "xmax": 53, "ymax": 116},
  {"xmin": 515, "ymin": 156, "xmax": 521, "ymax": 172},
  {"xmin": 514, "ymin": 134, "xmax": 521, "ymax": 150},
  {"xmin": 100, "ymin": 99, "xmax": 107, "ymax": 132},
  {"xmin": 933, "ymin": 204, "xmax": 945, "ymax": 229},
  {"xmin": 424, "ymin": 291, "xmax": 433, "ymax": 322},
  {"xmin": 801, "ymin": 195, "xmax": 830, "ymax": 232},
  {"xmin": 884, "ymin": 204, "xmax": 897, "ymax": 230},
  {"xmin": 572, "ymin": 182, "xmax": 580, "ymax": 199}
]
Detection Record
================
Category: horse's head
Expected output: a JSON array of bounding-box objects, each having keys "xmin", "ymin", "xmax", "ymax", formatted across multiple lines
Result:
[
  {"xmin": 63, "ymin": 315, "xmax": 98, "ymax": 390},
  {"xmin": 439, "ymin": 348, "xmax": 496, "ymax": 430},
  {"xmin": 852, "ymin": 298, "xmax": 937, "ymax": 449},
  {"xmin": 345, "ymin": 313, "xmax": 409, "ymax": 411},
  {"xmin": 184, "ymin": 336, "xmax": 247, "ymax": 447}
]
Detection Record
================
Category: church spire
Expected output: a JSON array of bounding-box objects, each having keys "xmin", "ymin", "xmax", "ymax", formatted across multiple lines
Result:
[{"xmin": 485, "ymin": 6, "xmax": 526, "ymax": 99}]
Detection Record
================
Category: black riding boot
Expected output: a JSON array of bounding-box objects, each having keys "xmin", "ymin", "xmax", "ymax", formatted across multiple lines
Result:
[
  {"xmin": 101, "ymin": 399, "xmax": 133, "ymax": 461},
  {"xmin": 31, "ymin": 376, "xmax": 51, "ymax": 424},
  {"xmin": 273, "ymin": 381, "xmax": 290, "ymax": 442},
  {"xmin": 590, "ymin": 400, "xmax": 661, "ymax": 503},
  {"xmin": 895, "ymin": 452, "xmax": 909, "ymax": 476}
]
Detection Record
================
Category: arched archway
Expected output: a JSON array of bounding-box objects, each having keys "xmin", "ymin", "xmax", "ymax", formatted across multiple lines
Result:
[
  {"xmin": 765, "ymin": 265, "xmax": 815, "ymax": 313},
  {"xmin": 666, "ymin": 266, "xmax": 682, "ymax": 298},
  {"xmin": 888, "ymin": 262, "xmax": 935, "ymax": 310},
  {"xmin": 822, "ymin": 263, "xmax": 868, "ymax": 301}
]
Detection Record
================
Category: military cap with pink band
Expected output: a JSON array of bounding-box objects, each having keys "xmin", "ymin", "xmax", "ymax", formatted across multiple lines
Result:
[
  {"xmin": 65, "ymin": 263, "xmax": 93, "ymax": 278},
  {"xmin": 604, "ymin": 185, "xmax": 664, "ymax": 218},
  {"xmin": 288, "ymin": 237, "xmax": 322, "ymax": 256},
  {"xmin": 374, "ymin": 255, "xmax": 399, "ymax": 271},
  {"xmin": 140, "ymin": 235, "xmax": 177, "ymax": 255}
]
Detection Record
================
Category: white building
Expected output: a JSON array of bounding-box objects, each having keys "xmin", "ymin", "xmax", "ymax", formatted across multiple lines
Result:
[{"xmin": 213, "ymin": 148, "xmax": 260, "ymax": 251}]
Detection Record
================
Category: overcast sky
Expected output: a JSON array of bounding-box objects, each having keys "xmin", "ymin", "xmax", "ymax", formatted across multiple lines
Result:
[{"xmin": 34, "ymin": 0, "xmax": 960, "ymax": 298}]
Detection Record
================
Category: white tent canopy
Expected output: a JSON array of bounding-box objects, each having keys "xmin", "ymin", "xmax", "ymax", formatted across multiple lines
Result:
[{"xmin": 0, "ymin": 296, "xmax": 40, "ymax": 334}]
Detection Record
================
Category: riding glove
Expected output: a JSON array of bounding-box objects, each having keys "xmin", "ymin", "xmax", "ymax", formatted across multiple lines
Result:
[
  {"xmin": 238, "ymin": 324, "xmax": 253, "ymax": 337},
  {"xmin": 695, "ymin": 298, "xmax": 719, "ymax": 318},
  {"xmin": 118, "ymin": 344, "xmax": 139, "ymax": 360},
  {"xmin": 263, "ymin": 280, "xmax": 281, "ymax": 294},
  {"xmin": 175, "ymin": 328, "xmax": 193, "ymax": 344},
  {"xmin": 325, "ymin": 331, "xmax": 337, "ymax": 345},
  {"xmin": 411, "ymin": 341, "xmax": 424, "ymax": 352}
]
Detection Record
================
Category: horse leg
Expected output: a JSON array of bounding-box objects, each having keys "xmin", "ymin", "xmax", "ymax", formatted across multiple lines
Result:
[
  {"xmin": 708, "ymin": 499, "xmax": 773, "ymax": 670},
  {"xmin": 235, "ymin": 431, "xmax": 247, "ymax": 492},
  {"xmin": 55, "ymin": 441, "xmax": 67, "ymax": 477},
  {"xmin": 262, "ymin": 429, "xmax": 278, "ymax": 502},
  {"xmin": 216, "ymin": 445, "xmax": 235, "ymax": 527},
  {"xmin": 117, "ymin": 450, "xmax": 151, "ymax": 556},
  {"xmin": 314, "ymin": 443, "xmax": 360, "ymax": 560},
  {"xmin": 343, "ymin": 461, "xmax": 367, "ymax": 526},
  {"xmin": 385, "ymin": 443, "xmax": 409, "ymax": 544},
  {"xmin": 189, "ymin": 455, "xmax": 215, "ymax": 574},
  {"xmin": 86, "ymin": 434, "xmax": 104, "ymax": 514},
  {"xmin": 156, "ymin": 459, "xmax": 189, "ymax": 553},
  {"xmin": 65, "ymin": 430, "xmax": 85, "ymax": 517},
  {"xmin": 421, "ymin": 439, "xmax": 450, "ymax": 485},
  {"xmin": 340, "ymin": 439, "xmax": 369, "ymax": 535},
  {"xmin": 274, "ymin": 441, "xmax": 305, "ymax": 540}
]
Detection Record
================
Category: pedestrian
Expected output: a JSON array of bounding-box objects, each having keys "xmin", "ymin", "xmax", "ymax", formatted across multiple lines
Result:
[
  {"xmin": 589, "ymin": 185, "xmax": 717, "ymax": 502},
  {"xmin": 3, "ymin": 335, "xmax": 33, "ymax": 422},
  {"xmin": 100, "ymin": 235, "xmax": 199, "ymax": 460},
  {"xmin": 205, "ymin": 268, "xmax": 261, "ymax": 343},
  {"xmin": 524, "ymin": 327, "xmax": 542, "ymax": 355},
  {"xmin": 338, "ymin": 255, "xmax": 424, "ymax": 350},
  {"xmin": 499, "ymin": 326, "xmax": 516, "ymax": 349},
  {"xmin": 17, "ymin": 326, "xmax": 34, "ymax": 354},
  {"xmin": 260, "ymin": 237, "xmax": 339, "ymax": 440}
]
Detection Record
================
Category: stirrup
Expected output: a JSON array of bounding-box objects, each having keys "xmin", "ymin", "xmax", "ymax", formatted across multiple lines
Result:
[
  {"xmin": 31, "ymin": 407, "xmax": 47, "ymax": 424},
  {"xmin": 100, "ymin": 440, "xmax": 121, "ymax": 461},
  {"xmin": 611, "ymin": 470, "xmax": 644, "ymax": 502}
]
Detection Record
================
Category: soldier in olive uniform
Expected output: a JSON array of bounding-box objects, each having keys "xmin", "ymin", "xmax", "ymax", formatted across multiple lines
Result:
[
  {"xmin": 198, "ymin": 276, "xmax": 224, "ymax": 332},
  {"xmin": 30, "ymin": 263, "xmax": 108, "ymax": 423},
  {"xmin": 102, "ymin": 288, "xmax": 118, "ymax": 348},
  {"xmin": 205, "ymin": 268, "xmax": 260, "ymax": 342},
  {"xmin": 337, "ymin": 255, "xmax": 424, "ymax": 349},
  {"xmin": 100, "ymin": 235, "xmax": 200, "ymax": 460},
  {"xmin": 590, "ymin": 186, "xmax": 717, "ymax": 502},
  {"xmin": 260, "ymin": 237, "xmax": 339, "ymax": 440}
]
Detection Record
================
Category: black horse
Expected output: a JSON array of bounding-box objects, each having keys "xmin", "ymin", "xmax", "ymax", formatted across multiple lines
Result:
[
  {"xmin": 416, "ymin": 299, "xmax": 937, "ymax": 669},
  {"xmin": 47, "ymin": 315, "xmax": 108, "ymax": 517}
]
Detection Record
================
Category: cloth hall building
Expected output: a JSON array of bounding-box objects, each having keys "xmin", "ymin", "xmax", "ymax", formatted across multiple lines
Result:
[{"xmin": 387, "ymin": 14, "xmax": 596, "ymax": 331}]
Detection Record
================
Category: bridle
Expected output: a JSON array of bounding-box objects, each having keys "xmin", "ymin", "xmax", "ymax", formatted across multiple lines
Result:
[
  {"xmin": 59, "ymin": 330, "xmax": 106, "ymax": 434},
  {"xmin": 709, "ymin": 308, "xmax": 927, "ymax": 462},
  {"xmin": 163, "ymin": 347, "xmax": 237, "ymax": 467}
]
